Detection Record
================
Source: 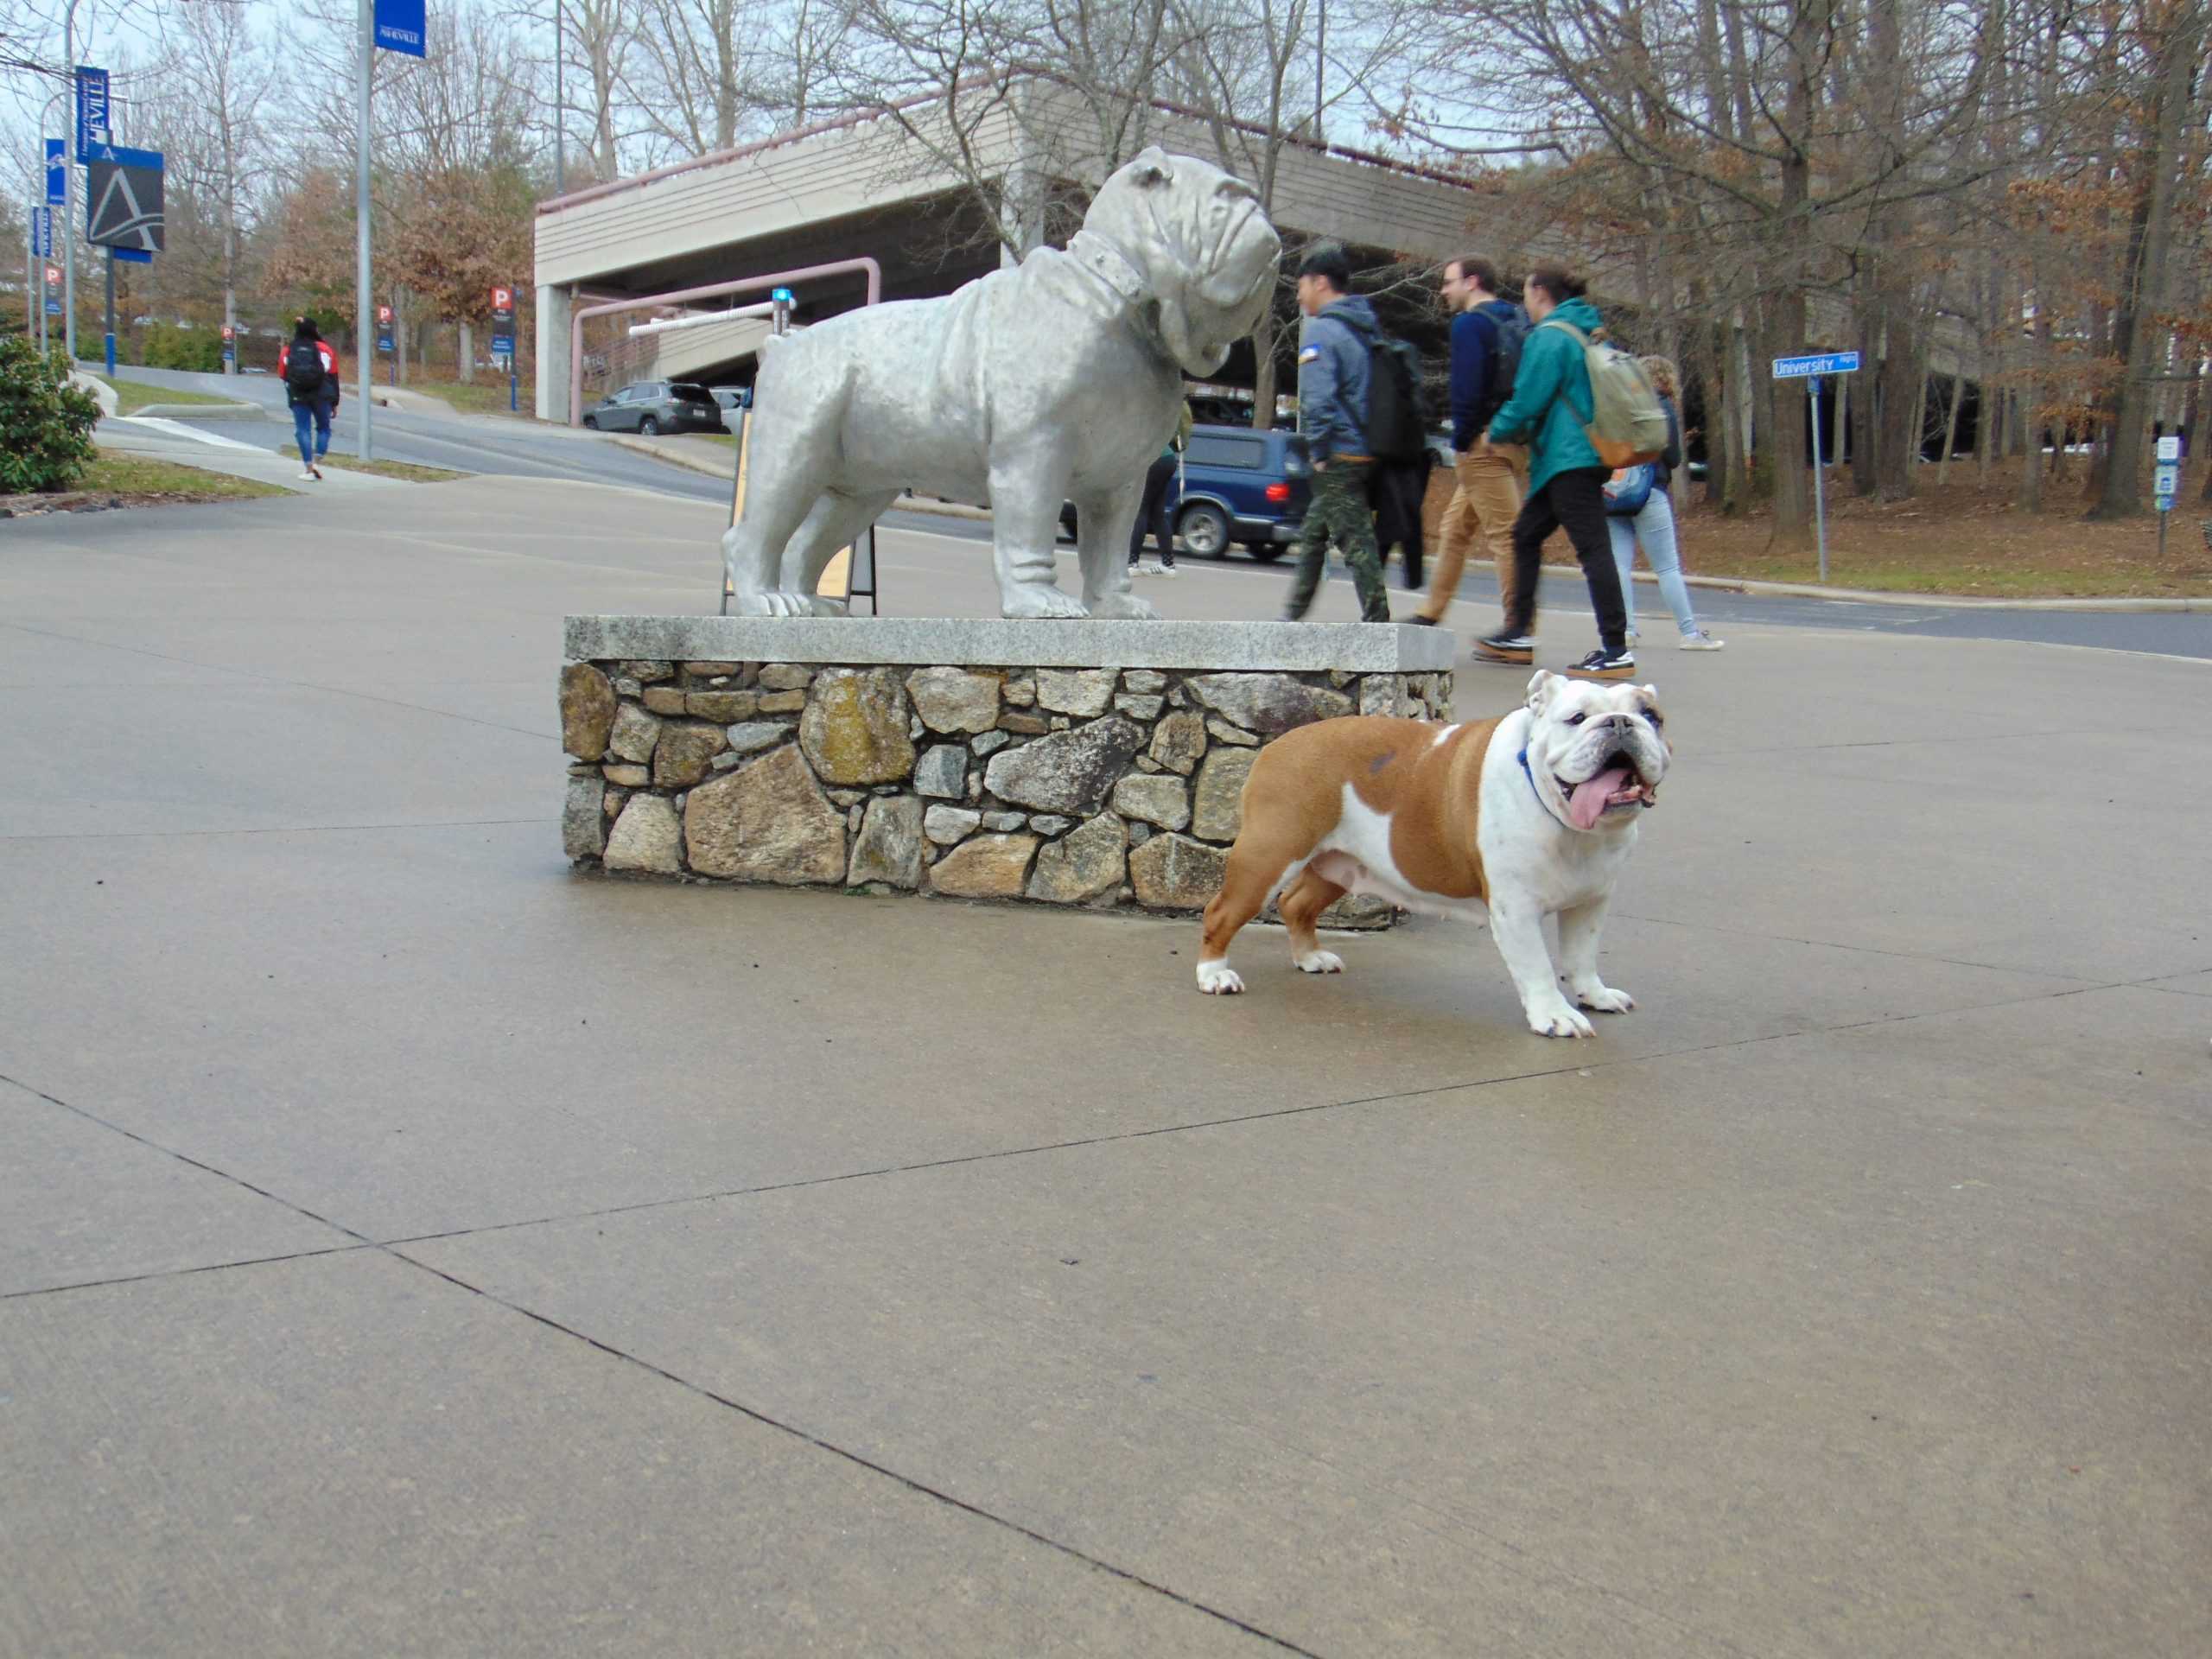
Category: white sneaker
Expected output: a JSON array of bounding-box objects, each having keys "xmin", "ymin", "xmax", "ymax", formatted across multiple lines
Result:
[
  {"xmin": 1156, "ymin": 563, "xmax": 1179, "ymax": 578},
  {"xmin": 298, "ymin": 469, "xmax": 318, "ymax": 481},
  {"xmin": 1679, "ymin": 630, "xmax": 1725, "ymax": 651}
]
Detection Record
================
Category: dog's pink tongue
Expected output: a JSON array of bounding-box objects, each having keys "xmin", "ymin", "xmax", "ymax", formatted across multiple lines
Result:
[{"xmin": 1567, "ymin": 766, "xmax": 1632, "ymax": 830}]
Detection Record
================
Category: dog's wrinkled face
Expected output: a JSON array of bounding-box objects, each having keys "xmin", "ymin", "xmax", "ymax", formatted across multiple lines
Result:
[
  {"xmin": 1085, "ymin": 147, "xmax": 1281, "ymax": 376},
  {"xmin": 1523, "ymin": 670, "xmax": 1670, "ymax": 833}
]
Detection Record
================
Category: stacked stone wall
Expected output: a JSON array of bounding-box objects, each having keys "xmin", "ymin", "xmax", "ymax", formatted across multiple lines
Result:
[{"xmin": 560, "ymin": 652, "xmax": 1453, "ymax": 926}]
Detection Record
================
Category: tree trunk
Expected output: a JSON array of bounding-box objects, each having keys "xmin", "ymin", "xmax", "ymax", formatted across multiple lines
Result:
[
  {"xmin": 1249, "ymin": 306, "xmax": 1279, "ymax": 431},
  {"xmin": 1719, "ymin": 315, "xmax": 1751, "ymax": 512},
  {"xmin": 1936, "ymin": 372, "xmax": 1965, "ymax": 486},
  {"xmin": 1852, "ymin": 303, "xmax": 1878, "ymax": 496},
  {"xmin": 2090, "ymin": 0, "xmax": 2203, "ymax": 518}
]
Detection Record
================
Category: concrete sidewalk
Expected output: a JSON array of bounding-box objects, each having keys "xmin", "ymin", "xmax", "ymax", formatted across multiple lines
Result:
[
  {"xmin": 95, "ymin": 416, "xmax": 410, "ymax": 493},
  {"xmin": 1, "ymin": 476, "xmax": 2205, "ymax": 1657}
]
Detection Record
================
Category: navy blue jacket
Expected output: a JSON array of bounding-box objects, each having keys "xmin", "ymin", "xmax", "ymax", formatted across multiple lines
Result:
[
  {"xmin": 1296, "ymin": 294, "xmax": 1379, "ymax": 465},
  {"xmin": 1447, "ymin": 298, "xmax": 1524, "ymax": 453}
]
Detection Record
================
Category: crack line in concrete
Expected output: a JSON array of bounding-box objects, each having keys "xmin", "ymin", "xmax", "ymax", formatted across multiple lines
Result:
[{"xmin": 384, "ymin": 1248, "xmax": 1331, "ymax": 1656}]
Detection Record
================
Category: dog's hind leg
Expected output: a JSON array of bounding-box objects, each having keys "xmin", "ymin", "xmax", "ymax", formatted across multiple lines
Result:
[
  {"xmin": 1278, "ymin": 868, "xmax": 1351, "ymax": 975},
  {"xmin": 1198, "ymin": 831, "xmax": 1310, "ymax": 995}
]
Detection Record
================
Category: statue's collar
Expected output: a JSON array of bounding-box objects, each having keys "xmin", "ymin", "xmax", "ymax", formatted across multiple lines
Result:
[{"xmin": 1067, "ymin": 230, "xmax": 1153, "ymax": 309}]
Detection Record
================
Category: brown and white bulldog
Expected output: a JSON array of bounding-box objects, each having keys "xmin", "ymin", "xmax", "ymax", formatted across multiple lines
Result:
[{"xmin": 1196, "ymin": 670, "xmax": 1669, "ymax": 1037}]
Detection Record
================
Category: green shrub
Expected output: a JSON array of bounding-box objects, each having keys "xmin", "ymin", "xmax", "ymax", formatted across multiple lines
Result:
[
  {"xmin": 139, "ymin": 322, "xmax": 224, "ymax": 372},
  {"xmin": 0, "ymin": 338, "xmax": 101, "ymax": 493}
]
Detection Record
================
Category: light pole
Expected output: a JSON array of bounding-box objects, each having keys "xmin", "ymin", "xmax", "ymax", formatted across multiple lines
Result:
[
  {"xmin": 1313, "ymin": 0, "xmax": 1325, "ymax": 142},
  {"xmin": 35, "ymin": 87, "xmax": 67, "ymax": 358},
  {"xmin": 554, "ymin": 0, "xmax": 565, "ymax": 195},
  {"xmin": 355, "ymin": 0, "xmax": 374, "ymax": 461}
]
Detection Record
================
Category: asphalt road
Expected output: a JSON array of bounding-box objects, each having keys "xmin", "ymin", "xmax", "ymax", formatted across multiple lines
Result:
[{"xmin": 97, "ymin": 362, "xmax": 2209, "ymax": 661}]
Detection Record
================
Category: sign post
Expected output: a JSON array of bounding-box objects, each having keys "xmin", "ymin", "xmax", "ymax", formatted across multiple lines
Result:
[
  {"xmin": 355, "ymin": 1, "xmax": 426, "ymax": 461},
  {"xmin": 491, "ymin": 283, "xmax": 517, "ymax": 412},
  {"xmin": 2155, "ymin": 435, "xmax": 2181, "ymax": 561},
  {"xmin": 1772, "ymin": 351, "xmax": 1861, "ymax": 582},
  {"xmin": 221, "ymin": 324, "xmax": 236, "ymax": 369},
  {"xmin": 85, "ymin": 141, "xmax": 163, "ymax": 379}
]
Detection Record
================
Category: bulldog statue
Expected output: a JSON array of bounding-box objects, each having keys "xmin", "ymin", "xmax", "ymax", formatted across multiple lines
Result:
[{"xmin": 721, "ymin": 148, "xmax": 1281, "ymax": 619}]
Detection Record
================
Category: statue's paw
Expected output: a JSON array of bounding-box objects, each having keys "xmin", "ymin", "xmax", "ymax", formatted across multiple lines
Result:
[
  {"xmin": 735, "ymin": 589, "xmax": 841, "ymax": 618},
  {"xmin": 1002, "ymin": 585, "xmax": 1090, "ymax": 620},
  {"xmin": 1087, "ymin": 591, "xmax": 1158, "ymax": 620}
]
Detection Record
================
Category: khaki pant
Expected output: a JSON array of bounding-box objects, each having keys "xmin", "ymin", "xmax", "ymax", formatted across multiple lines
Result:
[{"xmin": 1419, "ymin": 442, "xmax": 1529, "ymax": 622}]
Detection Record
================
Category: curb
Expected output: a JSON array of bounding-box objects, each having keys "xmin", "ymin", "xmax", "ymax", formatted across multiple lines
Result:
[
  {"xmin": 1472, "ymin": 558, "xmax": 2209, "ymax": 614},
  {"xmin": 609, "ymin": 434, "xmax": 732, "ymax": 479},
  {"xmin": 128, "ymin": 403, "xmax": 265, "ymax": 421}
]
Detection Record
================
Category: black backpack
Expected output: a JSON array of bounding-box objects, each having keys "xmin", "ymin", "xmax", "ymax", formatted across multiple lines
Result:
[
  {"xmin": 1364, "ymin": 334, "xmax": 1427, "ymax": 461},
  {"xmin": 285, "ymin": 340, "xmax": 327, "ymax": 397},
  {"xmin": 1469, "ymin": 303, "xmax": 1529, "ymax": 433}
]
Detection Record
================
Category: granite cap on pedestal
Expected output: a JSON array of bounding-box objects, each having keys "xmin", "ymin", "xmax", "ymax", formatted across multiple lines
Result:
[{"xmin": 563, "ymin": 616, "xmax": 1459, "ymax": 675}]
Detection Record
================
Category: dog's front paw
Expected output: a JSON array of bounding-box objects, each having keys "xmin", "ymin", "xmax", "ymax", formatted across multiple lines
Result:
[
  {"xmin": 1002, "ymin": 584, "xmax": 1090, "ymax": 620},
  {"xmin": 1294, "ymin": 950, "xmax": 1345, "ymax": 975},
  {"xmin": 1572, "ymin": 983, "xmax": 1635, "ymax": 1014},
  {"xmin": 1196, "ymin": 959, "xmax": 1244, "ymax": 995},
  {"xmin": 1527, "ymin": 998, "xmax": 1596, "ymax": 1039},
  {"xmin": 733, "ymin": 588, "xmax": 841, "ymax": 618}
]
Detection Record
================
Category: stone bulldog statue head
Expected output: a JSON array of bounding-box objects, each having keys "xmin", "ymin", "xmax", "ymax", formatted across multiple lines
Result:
[
  {"xmin": 721, "ymin": 149, "xmax": 1282, "ymax": 620},
  {"xmin": 1081, "ymin": 147, "xmax": 1281, "ymax": 377}
]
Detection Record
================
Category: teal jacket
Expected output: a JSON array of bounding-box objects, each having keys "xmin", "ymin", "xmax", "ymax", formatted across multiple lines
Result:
[{"xmin": 1486, "ymin": 296, "xmax": 1605, "ymax": 495}]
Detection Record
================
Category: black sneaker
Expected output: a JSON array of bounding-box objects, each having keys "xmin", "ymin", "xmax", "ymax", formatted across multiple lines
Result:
[
  {"xmin": 1405, "ymin": 614, "xmax": 1438, "ymax": 626},
  {"xmin": 1567, "ymin": 646, "xmax": 1636, "ymax": 681},
  {"xmin": 1471, "ymin": 632, "xmax": 1535, "ymax": 664}
]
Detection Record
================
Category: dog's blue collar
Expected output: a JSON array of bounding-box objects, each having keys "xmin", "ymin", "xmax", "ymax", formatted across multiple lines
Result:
[{"xmin": 1518, "ymin": 746, "xmax": 1577, "ymax": 831}]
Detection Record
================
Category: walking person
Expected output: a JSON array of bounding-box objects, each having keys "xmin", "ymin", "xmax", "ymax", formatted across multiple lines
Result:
[
  {"xmin": 1472, "ymin": 268, "xmax": 1636, "ymax": 679},
  {"xmin": 279, "ymin": 316, "xmax": 340, "ymax": 481},
  {"xmin": 1607, "ymin": 356, "xmax": 1724, "ymax": 651},
  {"xmin": 1281, "ymin": 245, "xmax": 1393, "ymax": 624},
  {"xmin": 1129, "ymin": 404, "xmax": 1194, "ymax": 577},
  {"xmin": 1413, "ymin": 257, "xmax": 1528, "ymax": 626}
]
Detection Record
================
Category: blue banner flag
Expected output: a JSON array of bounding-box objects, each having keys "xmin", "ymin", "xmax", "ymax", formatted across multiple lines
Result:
[
  {"xmin": 46, "ymin": 138, "xmax": 67, "ymax": 204},
  {"xmin": 74, "ymin": 66, "xmax": 111, "ymax": 163},
  {"xmin": 374, "ymin": 0, "xmax": 427, "ymax": 56},
  {"xmin": 32, "ymin": 206, "xmax": 52, "ymax": 258}
]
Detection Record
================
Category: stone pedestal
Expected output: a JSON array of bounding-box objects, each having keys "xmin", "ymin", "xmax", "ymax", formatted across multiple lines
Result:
[{"xmin": 560, "ymin": 618, "xmax": 1455, "ymax": 928}]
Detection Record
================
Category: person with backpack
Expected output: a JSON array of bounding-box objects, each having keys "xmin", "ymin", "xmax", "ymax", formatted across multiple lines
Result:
[
  {"xmin": 1474, "ymin": 267, "xmax": 1665, "ymax": 681},
  {"xmin": 278, "ymin": 316, "xmax": 340, "ymax": 481},
  {"xmin": 1605, "ymin": 355, "xmax": 1724, "ymax": 651},
  {"xmin": 1412, "ymin": 256, "xmax": 1529, "ymax": 626},
  {"xmin": 1281, "ymin": 244, "xmax": 1393, "ymax": 625}
]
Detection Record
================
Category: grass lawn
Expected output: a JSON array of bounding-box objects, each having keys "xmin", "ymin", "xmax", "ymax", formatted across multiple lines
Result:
[
  {"xmin": 404, "ymin": 376, "xmax": 532, "ymax": 416},
  {"xmin": 1421, "ymin": 468, "xmax": 2212, "ymax": 599},
  {"xmin": 96, "ymin": 376, "xmax": 254, "ymax": 416},
  {"xmin": 268, "ymin": 447, "xmax": 463, "ymax": 484},
  {"xmin": 16, "ymin": 449, "xmax": 288, "ymax": 505}
]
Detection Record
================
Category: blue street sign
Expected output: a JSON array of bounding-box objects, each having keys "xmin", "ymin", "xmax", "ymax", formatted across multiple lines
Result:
[
  {"xmin": 377, "ymin": 331, "xmax": 395, "ymax": 353},
  {"xmin": 490, "ymin": 333, "xmax": 516, "ymax": 356},
  {"xmin": 46, "ymin": 138, "xmax": 67, "ymax": 204},
  {"xmin": 1773, "ymin": 351, "xmax": 1861, "ymax": 379},
  {"xmin": 373, "ymin": 0, "xmax": 427, "ymax": 56},
  {"xmin": 46, "ymin": 301, "xmax": 61, "ymax": 316},
  {"xmin": 85, "ymin": 142, "xmax": 163, "ymax": 171},
  {"xmin": 111, "ymin": 247, "xmax": 152, "ymax": 264},
  {"xmin": 74, "ymin": 67, "xmax": 111, "ymax": 162}
]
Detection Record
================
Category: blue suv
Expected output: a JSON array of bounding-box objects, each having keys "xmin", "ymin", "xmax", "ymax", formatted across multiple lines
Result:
[{"xmin": 1061, "ymin": 423, "xmax": 1312, "ymax": 561}]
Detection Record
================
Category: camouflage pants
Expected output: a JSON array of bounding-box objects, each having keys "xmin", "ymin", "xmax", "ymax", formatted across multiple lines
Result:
[{"xmin": 1284, "ymin": 460, "xmax": 1391, "ymax": 623}]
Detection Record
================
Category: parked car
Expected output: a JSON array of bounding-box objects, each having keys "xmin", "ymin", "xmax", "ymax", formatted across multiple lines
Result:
[
  {"xmin": 708, "ymin": 385, "xmax": 752, "ymax": 431},
  {"xmin": 581, "ymin": 380, "xmax": 726, "ymax": 436},
  {"xmin": 1058, "ymin": 423, "xmax": 1312, "ymax": 560}
]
